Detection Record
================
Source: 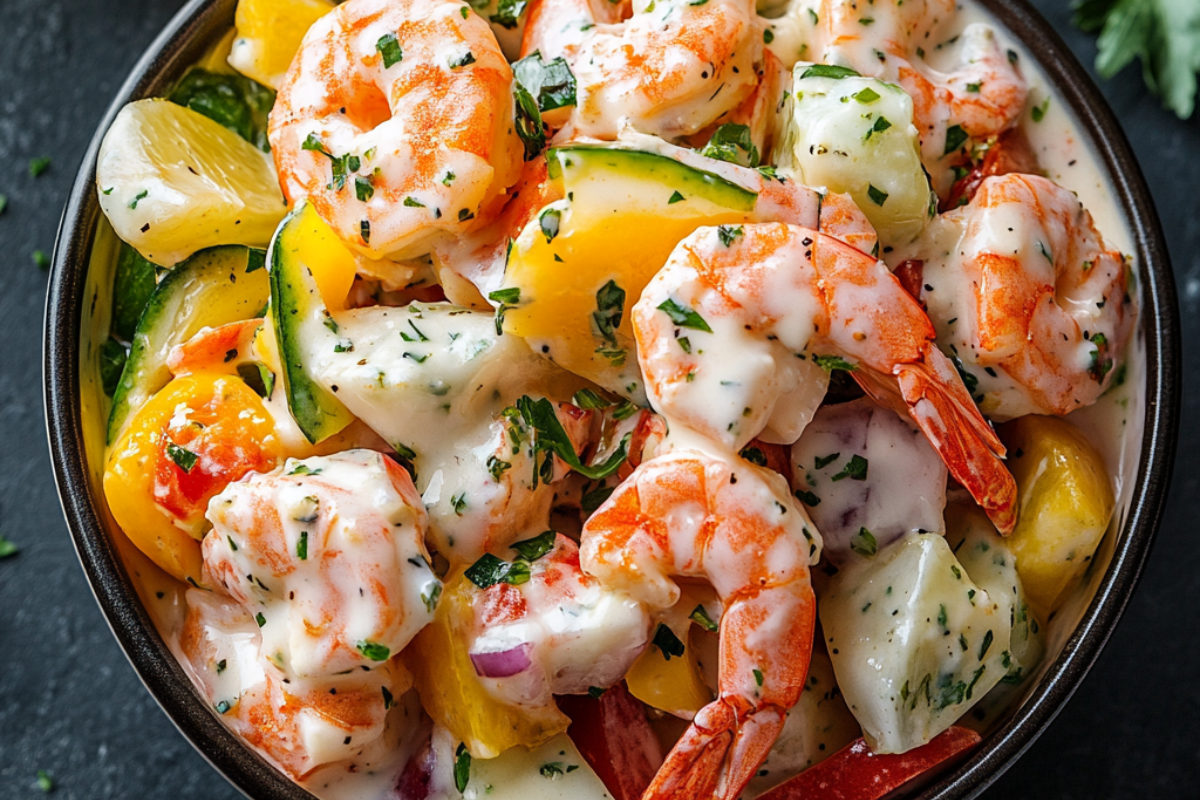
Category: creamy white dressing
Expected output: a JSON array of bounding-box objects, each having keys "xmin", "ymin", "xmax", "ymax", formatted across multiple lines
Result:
[{"xmin": 142, "ymin": 0, "xmax": 1145, "ymax": 795}]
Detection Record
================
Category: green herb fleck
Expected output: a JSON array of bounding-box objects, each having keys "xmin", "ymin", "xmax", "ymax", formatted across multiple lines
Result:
[
  {"xmin": 690, "ymin": 604, "xmax": 719, "ymax": 632},
  {"xmin": 166, "ymin": 441, "xmax": 199, "ymax": 473},
  {"xmin": 657, "ymin": 298, "xmax": 713, "ymax": 332},
  {"xmin": 376, "ymin": 33, "xmax": 403, "ymax": 68},
  {"xmin": 652, "ymin": 623, "xmax": 685, "ymax": 660},
  {"xmin": 850, "ymin": 527, "xmax": 877, "ymax": 557}
]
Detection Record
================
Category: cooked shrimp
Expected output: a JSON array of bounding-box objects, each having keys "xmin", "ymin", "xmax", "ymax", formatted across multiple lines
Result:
[
  {"xmin": 203, "ymin": 449, "xmax": 440, "ymax": 679},
  {"xmin": 811, "ymin": 0, "xmax": 1028, "ymax": 193},
  {"xmin": 463, "ymin": 533, "xmax": 650, "ymax": 708},
  {"xmin": 521, "ymin": 0, "xmax": 762, "ymax": 139},
  {"xmin": 180, "ymin": 588, "xmax": 408, "ymax": 780},
  {"xmin": 432, "ymin": 155, "xmax": 564, "ymax": 304},
  {"xmin": 269, "ymin": 0, "xmax": 523, "ymax": 259},
  {"xmin": 632, "ymin": 222, "xmax": 1017, "ymax": 532},
  {"xmin": 893, "ymin": 173, "xmax": 1133, "ymax": 420},
  {"xmin": 581, "ymin": 448, "xmax": 819, "ymax": 800}
]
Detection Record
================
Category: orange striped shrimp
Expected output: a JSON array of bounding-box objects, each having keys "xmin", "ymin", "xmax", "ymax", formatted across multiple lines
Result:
[
  {"xmin": 180, "ymin": 588, "xmax": 407, "ymax": 780},
  {"xmin": 269, "ymin": 0, "xmax": 523, "ymax": 259},
  {"xmin": 521, "ymin": 0, "xmax": 762, "ymax": 139},
  {"xmin": 811, "ymin": 0, "xmax": 1028, "ymax": 193},
  {"xmin": 896, "ymin": 173, "xmax": 1133, "ymax": 420},
  {"xmin": 580, "ymin": 448, "xmax": 819, "ymax": 800},
  {"xmin": 203, "ymin": 449, "xmax": 440, "ymax": 679},
  {"xmin": 632, "ymin": 222, "xmax": 1017, "ymax": 532}
]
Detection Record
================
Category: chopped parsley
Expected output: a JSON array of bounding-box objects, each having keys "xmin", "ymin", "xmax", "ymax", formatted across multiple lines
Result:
[
  {"xmin": 487, "ymin": 455, "xmax": 512, "ymax": 482},
  {"xmin": 513, "ymin": 82, "xmax": 546, "ymax": 161},
  {"xmin": 850, "ymin": 527, "xmax": 878, "ymax": 557},
  {"xmin": 489, "ymin": 0, "xmax": 528, "ymax": 29},
  {"xmin": 0, "ymin": 534, "xmax": 19, "ymax": 559},
  {"xmin": 651, "ymin": 623, "xmax": 686, "ymax": 660},
  {"xmin": 128, "ymin": 189, "xmax": 148, "ymax": 209},
  {"xmin": 451, "ymin": 492, "xmax": 467, "ymax": 516},
  {"xmin": 794, "ymin": 489, "xmax": 820, "ymax": 506},
  {"xmin": 690, "ymin": 604, "xmax": 719, "ymax": 632},
  {"xmin": 657, "ymin": 298, "xmax": 713, "ymax": 332},
  {"xmin": 718, "ymin": 224, "xmax": 745, "ymax": 247},
  {"xmin": 699, "ymin": 123, "xmax": 760, "ymax": 167},
  {"xmin": 455, "ymin": 743, "xmax": 472, "ymax": 792},
  {"xmin": 448, "ymin": 51, "xmax": 476, "ymax": 69},
  {"xmin": 297, "ymin": 530, "xmax": 308, "ymax": 561},
  {"xmin": 166, "ymin": 441, "xmax": 199, "ymax": 473},
  {"xmin": 832, "ymin": 454, "xmax": 869, "ymax": 482},
  {"xmin": 464, "ymin": 553, "xmax": 531, "ymax": 588},
  {"xmin": 513, "ymin": 51, "xmax": 577, "ymax": 111},
  {"xmin": 513, "ymin": 395, "xmax": 630, "ymax": 483},
  {"xmin": 375, "ymin": 33, "xmax": 403, "ymax": 68},
  {"xmin": 867, "ymin": 184, "xmax": 889, "ymax": 206},
  {"xmin": 739, "ymin": 445, "xmax": 768, "ymax": 466},
  {"xmin": 511, "ymin": 530, "xmax": 557, "ymax": 562},
  {"xmin": 815, "ymin": 452, "xmax": 841, "ymax": 469},
  {"xmin": 944, "ymin": 124, "xmax": 969, "ymax": 155},
  {"xmin": 357, "ymin": 641, "xmax": 391, "ymax": 661},
  {"xmin": 864, "ymin": 115, "xmax": 893, "ymax": 140},
  {"xmin": 852, "ymin": 87, "xmax": 881, "ymax": 103},
  {"xmin": 29, "ymin": 157, "xmax": 51, "ymax": 177},
  {"xmin": 812, "ymin": 354, "xmax": 856, "ymax": 372}
]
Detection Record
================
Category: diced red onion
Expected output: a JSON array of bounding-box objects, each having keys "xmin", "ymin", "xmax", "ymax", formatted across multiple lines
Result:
[{"xmin": 470, "ymin": 643, "xmax": 533, "ymax": 678}]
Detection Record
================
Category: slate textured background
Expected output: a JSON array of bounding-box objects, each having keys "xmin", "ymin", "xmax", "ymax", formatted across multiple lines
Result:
[{"xmin": 0, "ymin": 0, "xmax": 1197, "ymax": 797}]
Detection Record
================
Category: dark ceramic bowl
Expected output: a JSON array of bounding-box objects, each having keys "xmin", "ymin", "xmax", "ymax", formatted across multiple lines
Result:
[{"xmin": 44, "ymin": 0, "xmax": 1180, "ymax": 798}]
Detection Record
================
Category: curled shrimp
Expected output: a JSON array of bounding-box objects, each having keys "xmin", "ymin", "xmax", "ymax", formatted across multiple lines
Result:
[
  {"xmin": 581, "ymin": 448, "xmax": 819, "ymax": 800},
  {"xmin": 521, "ymin": 0, "xmax": 763, "ymax": 139},
  {"xmin": 811, "ymin": 0, "xmax": 1028, "ymax": 192},
  {"xmin": 463, "ymin": 533, "xmax": 650, "ymax": 708},
  {"xmin": 894, "ymin": 173, "xmax": 1133, "ymax": 420},
  {"xmin": 180, "ymin": 588, "xmax": 407, "ymax": 779},
  {"xmin": 203, "ymin": 449, "xmax": 441, "ymax": 679},
  {"xmin": 269, "ymin": 0, "xmax": 523, "ymax": 258},
  {"xmin": 632, "ymin": 222, "xmax": 1017, "ymax": 532}
]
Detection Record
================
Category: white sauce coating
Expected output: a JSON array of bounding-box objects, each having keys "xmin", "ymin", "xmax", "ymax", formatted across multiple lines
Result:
[
  {"xmin": 466, "ymin": 536, "xmax": 650, "ymax": 709},
  {"xmin": 203, "ymin": 450, "xmax": 437, "ymax": 679},
  {"xmin": 300, "ymin": 302, "xmax": 576, "ymax": 563}
]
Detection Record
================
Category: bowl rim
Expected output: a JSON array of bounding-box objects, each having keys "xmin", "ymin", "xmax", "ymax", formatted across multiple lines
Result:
[{"xmin": 43, "ymin": 1, "xmax": 1180, "ymax": 798}]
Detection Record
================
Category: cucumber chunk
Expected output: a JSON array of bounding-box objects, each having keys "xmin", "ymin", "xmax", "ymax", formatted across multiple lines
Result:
[
  {"xmin": 106, "ymin": 245, "xmax": 269, "ymax": 444},
  {"xmin": 267, "ymin": 204, "xmax": 355, "ymax": 444},
  {"xmin": 111, "ymin": 243, "xmax": 159, "ymax": 342}
]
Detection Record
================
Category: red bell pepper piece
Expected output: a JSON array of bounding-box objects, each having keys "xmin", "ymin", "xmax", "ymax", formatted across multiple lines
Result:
[
  {"xmin": 558, "ymin": 682, "xmax": 664, "ymax": 800},
  {"xmin": 757, "ymin": 726, "xmax": 982, "ymax": 800}
]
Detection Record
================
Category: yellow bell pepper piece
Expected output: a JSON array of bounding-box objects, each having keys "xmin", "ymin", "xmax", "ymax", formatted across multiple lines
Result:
[
  {"xmin": 275, "ymin": 201, "xmax": 358, "ymax": 312},
  {"xmin": 104, "ymin": 372, "xmax": 283, "ymax": 584},
  {"xmin": 1000, "ymin": 415, "xmax": 1115, "ymax": 615},
  {"xmin": 406, "ymin": 571, "xmax": 569, "ymax": 759},
  {"xmin": 229, "ymin": 0, "xmax": 335, "ymax": 89},
  {"xmin": 625, "ymin": 585, "xmax": 716, "ymax": 718}
]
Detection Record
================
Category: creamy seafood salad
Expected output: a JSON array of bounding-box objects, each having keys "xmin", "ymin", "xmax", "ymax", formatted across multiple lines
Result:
[{"xmin": 92, "ymin": 0, "xmax": 1138, "ymax": 798}]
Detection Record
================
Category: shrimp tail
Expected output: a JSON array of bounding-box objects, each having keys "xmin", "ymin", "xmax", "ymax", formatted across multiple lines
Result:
[
  {"xmin": 643, "ymin": 702, "xmax": 787, "ymax": 800},
  {"xmin": 860, "ymin": 345, "xmax": 1018, "ymax": 534}
]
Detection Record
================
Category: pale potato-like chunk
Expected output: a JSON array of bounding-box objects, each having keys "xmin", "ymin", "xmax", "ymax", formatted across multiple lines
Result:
[
  {"xmin": 773, "ymin": 66, "xmax": 933, "ymax": 249},
  {"xmin": 820, "ymin": 534, "xmax": 1010, "ymax": 753}
]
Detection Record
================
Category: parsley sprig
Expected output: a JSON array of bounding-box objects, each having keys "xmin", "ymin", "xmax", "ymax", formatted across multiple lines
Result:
[{"xmin": 1073, "ymin": 0, "xmax": 1200, "ymax": 119}]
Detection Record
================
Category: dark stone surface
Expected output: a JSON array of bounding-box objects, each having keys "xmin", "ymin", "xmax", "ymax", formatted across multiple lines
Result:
[{"xmin": 0, "ymin": 0, "xmax": 1195, "ymax": 797}]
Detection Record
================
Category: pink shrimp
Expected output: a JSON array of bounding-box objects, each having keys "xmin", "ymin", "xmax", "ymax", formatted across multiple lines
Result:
[
  {"xmin": 269, "ymin": 0, "xmax": 523, "ymax": 258},
  {"xmin": 580, "ymin": 449, "xmax": 819, "ymax": 800},
  {"xmin": 896, "ymin": 173, "xmax": 1134, "ymax": 420},
  {"xmin": 180, "ymin": 588, "xmax": 406, "ymax": 780},
  {"xmin": 203, "ymin": 449, "xmax": 440, "ymax": 678},
  {"xmin": 633, "ymin": 222, "xmax": 1017, "ymax": 532},
  {"xmin": 812, "ymin": 0, "xmax": 1028, "ymax": 193},
  {"xmin": 521, "ymin": 0, "xmax": 762, "ymax": 139}
]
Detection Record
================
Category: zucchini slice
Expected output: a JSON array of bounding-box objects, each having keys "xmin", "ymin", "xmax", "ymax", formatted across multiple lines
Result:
[
  {"xmin": 107, "ymin": 245, "xmax": 269, "ymax": 445},
  {"xmin": 546, "ymin": 146, "xmax": 758, "ymax": 212},
  {"xmin": 268, "ymin": 204, "xmax": 356, "ymax": 444}
]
